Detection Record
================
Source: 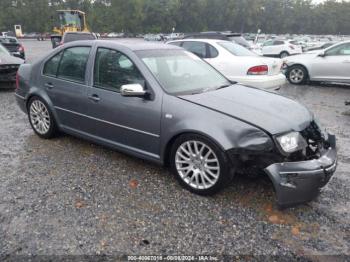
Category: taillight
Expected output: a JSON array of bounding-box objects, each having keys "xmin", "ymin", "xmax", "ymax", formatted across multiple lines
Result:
[
  {"xmin": 247, "ymin": 65, "xmax": 268, "ymax": 75},
  {"xmin": 289, "ymin": 45, "xmax": 295, "ymax": 50},
  {"xmin": 15, "ymin": 71, "xmax": 19, "ymax": 90}
]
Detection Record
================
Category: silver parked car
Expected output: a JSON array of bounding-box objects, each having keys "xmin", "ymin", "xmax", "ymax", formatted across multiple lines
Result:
[
  {"xmin": 285, "ymin": 40, "xmax": 350, "ymax": 85},
  {"xmin": 15, "ymin": 40, "xmax": 337, "ymax": 207}
]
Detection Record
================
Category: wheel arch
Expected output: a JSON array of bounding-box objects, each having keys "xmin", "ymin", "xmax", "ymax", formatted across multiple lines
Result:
[
  {"xmin": 162, "ymin": 131, "xmax": 225, "ymax": 167},
  {"xmin": 287, "ymin": 63, "xmax": 310, "ymax": 79},
  {"xmin": 25, "ymin": 90, "xmax": 61, "ymax": 126}
]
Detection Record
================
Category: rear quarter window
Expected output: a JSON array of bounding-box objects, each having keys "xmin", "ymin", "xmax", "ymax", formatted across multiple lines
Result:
[{"xmin": 43, "ymin": 51, "xmax": 63, "ymax": 77}]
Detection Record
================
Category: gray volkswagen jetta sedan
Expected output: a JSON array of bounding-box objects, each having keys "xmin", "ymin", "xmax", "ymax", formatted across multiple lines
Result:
[{"xmin": 15, "ymin": 40, "xmax": 337, "ymax": 207}]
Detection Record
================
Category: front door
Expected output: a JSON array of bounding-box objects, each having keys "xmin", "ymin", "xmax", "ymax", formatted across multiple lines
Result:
[{"xmin": 86, "ymin": 47, "xmax": 162, "ymax": 159}]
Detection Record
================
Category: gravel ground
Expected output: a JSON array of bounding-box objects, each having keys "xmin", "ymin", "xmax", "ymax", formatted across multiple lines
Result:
[{"xmin": 0, "ymin": 40, "xmax": 349, "ymax": 260}]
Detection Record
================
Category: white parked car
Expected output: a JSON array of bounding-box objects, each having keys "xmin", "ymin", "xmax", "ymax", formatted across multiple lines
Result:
[
  {"xmin": 284, "ymin": 41, "xmax": 350, "ymax": 85},
  {"xmin": 262, "ymin": 39, "xmax": 303, "ymax": 58},
  {"xmin": 167, "ymin": 39, "xmax": 286, "ymax": 91}
]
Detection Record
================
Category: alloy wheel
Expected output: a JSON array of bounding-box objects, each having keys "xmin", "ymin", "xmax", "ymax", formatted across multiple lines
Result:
[
  {"xmin": 29, "ymin": 100, "xmax": 51, "ymax": 135},
  {"xmin": 289, "ymin": 68, "xmax": 305, "ymax": 84},
  {"xmin": 175, "ymin": 140, "xmax": 220, "ymax": 190}
]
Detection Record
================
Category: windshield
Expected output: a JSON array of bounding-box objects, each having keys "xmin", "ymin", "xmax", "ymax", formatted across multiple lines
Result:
[
  {"xmin": 228, "ymin": 36, "xmax": 251, "ymax": 48},
  {"xmin": 137, "ymin": 50, "xmax": 230, "ymax": 95},
  {"xmin": 218, "ymin": 42, "xmax": 257, "ymax": 56},
  {"xmin": 0, "ymin": 44, "xmax": 10, "ymax": 55},
  {"xmin": 64, "ymin": 33, "xmax": 95, "ymax": 43},
  {"xmin": 59, "ymin": 12, "xmax": 82, "ymax": 28}
]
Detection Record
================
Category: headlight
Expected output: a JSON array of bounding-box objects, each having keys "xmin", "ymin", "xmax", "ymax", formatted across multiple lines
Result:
[{"xmin": 276, "ymin": 132, "xmax": 306, "ymax": 153}]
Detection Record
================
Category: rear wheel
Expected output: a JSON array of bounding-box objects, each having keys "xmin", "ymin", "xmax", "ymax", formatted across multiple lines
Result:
[
  {"xmin": 280, "ymin": 51, "xmax": 289, "ymax": 58},
  {"xmin": 170, "ymin": 134, "xmax": 234, "ymax": 195},
  {"xmin": 287, "ymin": 65, "xmax": 308, "ymax": 85},
  {"xmin": 28, "ymin": 97, "xmax": 58, "ymax": 139}
]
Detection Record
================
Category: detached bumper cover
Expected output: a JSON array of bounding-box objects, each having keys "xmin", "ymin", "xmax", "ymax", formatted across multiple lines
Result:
[{"xmin": 265, "ymin": 134, "xmax": 337, "ymax": 207}]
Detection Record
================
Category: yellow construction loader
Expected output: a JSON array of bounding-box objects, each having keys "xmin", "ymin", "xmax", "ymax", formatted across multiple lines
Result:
[{"xmin": 50, "ymin": 10, "xmax": 90, "ymax": 48}]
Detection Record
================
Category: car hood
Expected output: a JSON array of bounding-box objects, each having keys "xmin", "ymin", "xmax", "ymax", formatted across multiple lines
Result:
[
  {"xmin": 0, "ymin": 54, "xmax": 24, "ymax": 65},
  {"xmin": 284, "ymin": 53, "xmax": 318, "ymax": 63},
  {"xmin": 179, "ymin": 85, "xmax": 313, "ymax": 135}
]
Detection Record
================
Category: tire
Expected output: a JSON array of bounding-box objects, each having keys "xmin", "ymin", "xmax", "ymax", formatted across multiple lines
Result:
[
  {"xmin": 287, "ymin": 65, "xmax": 308, "ymax": 85},
  {"xmin": 170, "ymin": 134, "xmax": 234, "ymax": 196},
  {"xmin": 280, "ymin": 51, "xmax": 289, "ymax": 58},
  {"xmin": 27, "ymin": 96, "xmax": 58, "ymax": 139}
]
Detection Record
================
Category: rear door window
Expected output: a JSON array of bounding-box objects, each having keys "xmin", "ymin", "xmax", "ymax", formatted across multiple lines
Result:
[
  {"xmin": 263, "ymin": 40, "xmax": 274, "ymax": 46},
  {"xmin": 273, "ymin": 40, "xmax": 285, "ymax": 45},
  {"xmin": 182, "ymin": 41, "xmax": 207, "ymax": 58},
  {"xmin": 56, "ymin": 46, "xmax": 91, "ymax": 83}
]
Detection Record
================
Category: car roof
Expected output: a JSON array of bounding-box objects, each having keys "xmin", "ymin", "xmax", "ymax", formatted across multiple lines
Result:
[
  {"xmin": 168, "ymin": 38, "xmax": 230, "ymax": 45},
  {"xmin": 64, "ymin": 39, "xmax": 183, "ymax": 51}
]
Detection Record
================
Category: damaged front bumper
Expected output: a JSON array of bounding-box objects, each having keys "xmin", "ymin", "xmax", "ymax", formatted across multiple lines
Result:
[{"xmin": 265, "ymin": 134, "xmax": 337, "ymax": 207}]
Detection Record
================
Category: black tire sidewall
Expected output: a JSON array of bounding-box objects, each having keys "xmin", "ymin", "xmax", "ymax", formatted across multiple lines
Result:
[
  {"xmin": 280, "ymin": 51, "xmax": 289, "ymax": 58},
  {"xmin": 28, "ymin": 96, "xmax": 57, "ymax": 139},
  {"xmin": 170, "ymin": 134, "xmax": 234, "ymax": 196}
]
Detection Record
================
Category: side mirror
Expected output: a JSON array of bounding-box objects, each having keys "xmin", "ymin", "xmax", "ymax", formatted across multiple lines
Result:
[
  {"xmin": 318, "ymin": 51, "xmax": 326, "ymax": 57},
  {"xmin": 120, "ymin": 83, "xmax": 147, "ymax": 97}
]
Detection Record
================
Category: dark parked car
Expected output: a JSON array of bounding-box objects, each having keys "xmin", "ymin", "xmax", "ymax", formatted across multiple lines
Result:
[
  {"xmin": 184, "ymin": 32, "xmax": 252, "ymax": 49},
  {"xmin": 0, "ymin": 43, "xmax": 24, "ymax": 83},
  {"xmin": 0, "ymin": 36, "xmax": 25, "ymax": 59},
  {"xmin": 52, "ymin": 32, "xmax": 97, "ymax": 48},
  {"xmin": 15, "ymin": 40, "xmax": 337, "ymax": 207}
]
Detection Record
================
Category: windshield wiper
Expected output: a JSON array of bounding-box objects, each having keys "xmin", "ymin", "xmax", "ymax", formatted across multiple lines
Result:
[
  {"xmin": 215, "ymin": 84, "xmax": 231, "ymax": 90},
  {"xmin": 190, "ymin": 83, "xmax": 234, "ymax": 95}
]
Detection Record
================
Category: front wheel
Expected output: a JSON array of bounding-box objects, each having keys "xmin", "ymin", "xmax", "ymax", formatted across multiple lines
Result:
[
  {"xmin": 28, "ymin": 97, "xmax": 58, "ymax": 139},
  {"xmin": 170, "ymin": 134, "xmax": 234, "ymax": 195},
  {"xmin": 287, "ymin": 65, "xmax": 308, "ymax": 85}
]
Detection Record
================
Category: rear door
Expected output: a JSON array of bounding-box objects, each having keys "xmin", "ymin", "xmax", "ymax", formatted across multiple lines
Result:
[
  {"xmin": 41, "ymin": 46, "xmax": 93, "ymax": 131},
  {"xmin": 310, "ymin": 43, "xmax": 350, "ymax": 82}
]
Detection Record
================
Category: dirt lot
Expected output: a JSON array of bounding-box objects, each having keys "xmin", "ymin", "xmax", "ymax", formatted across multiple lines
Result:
[{"xmin": 0, "ymin": 40, "xmax": 349, "ymax": 260}]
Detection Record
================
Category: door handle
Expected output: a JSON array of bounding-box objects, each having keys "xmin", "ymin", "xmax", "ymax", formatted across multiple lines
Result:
[
  {"xmin": 44, "ymin": 82, "xmax": 54, "ymax": 89},
  {"xmin": 88, "ymin": 94, "xmax": 100, "ymax": 102}
]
